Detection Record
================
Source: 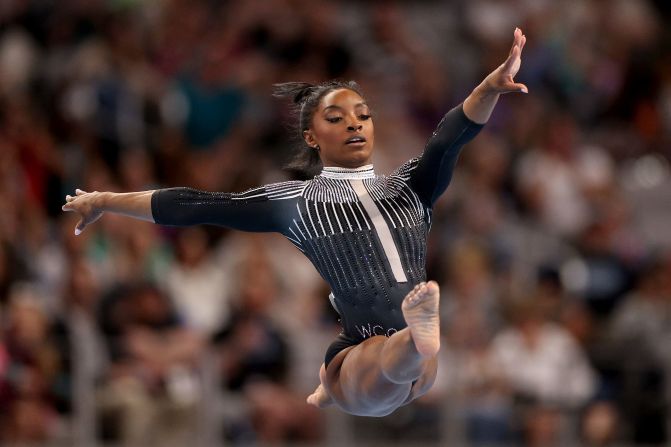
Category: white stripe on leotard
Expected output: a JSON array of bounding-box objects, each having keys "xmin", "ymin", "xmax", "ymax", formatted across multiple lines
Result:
[{"xmin": 350, "ymin": 179, "xmax": 408, "ymax": 283}]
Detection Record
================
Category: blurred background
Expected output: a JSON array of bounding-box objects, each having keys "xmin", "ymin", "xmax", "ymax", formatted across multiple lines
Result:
[{"xmin": 0, "ymin": 0, "xmax": 670, "ymax": 446}]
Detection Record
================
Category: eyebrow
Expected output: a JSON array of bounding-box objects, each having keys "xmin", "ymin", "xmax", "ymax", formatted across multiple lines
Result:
[{"xmin": 322, "ymin": 102, "xmax": 368, "ymax": 112}]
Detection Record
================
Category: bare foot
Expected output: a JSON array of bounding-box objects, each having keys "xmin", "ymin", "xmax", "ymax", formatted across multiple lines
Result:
[
  {"xmin": 307, "ymin": 384, "xmax": 333, "ymax": 408},
  {"xmin": 307, "ymin": 364, "xmax": 333, "ymax": 408},
  {"xmin": 402, "ymin": 281, "xmax": 440, "ymax": 357}
]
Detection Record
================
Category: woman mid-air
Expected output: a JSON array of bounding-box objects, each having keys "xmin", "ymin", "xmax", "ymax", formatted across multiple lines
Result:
[{"xmin": 63, "ymin": 29, "xmax": 527, "ymax": 417}]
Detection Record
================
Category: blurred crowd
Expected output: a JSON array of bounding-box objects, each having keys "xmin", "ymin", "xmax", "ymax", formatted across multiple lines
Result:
[{"xmin": 0, "ymin": 0, "xmax": 670, "ymax": 445}]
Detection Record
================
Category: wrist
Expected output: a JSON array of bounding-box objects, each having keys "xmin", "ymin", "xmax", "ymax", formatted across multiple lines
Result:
[
  {"xmin": 464, "ymin": 82, "xmax": 501, "ymax": 124},
  {"xmin": 473, "ymin": 81, "xmax": 500, "ymax": 100},
  {"xmin": 94, "ymin": 192, "xmax": 110, "ymax": 211}
]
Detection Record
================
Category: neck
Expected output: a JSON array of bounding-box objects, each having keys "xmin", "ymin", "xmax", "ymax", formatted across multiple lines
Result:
[{"xmin": 320, "ymin": 164, "xmax": 375, "ymax": 180}]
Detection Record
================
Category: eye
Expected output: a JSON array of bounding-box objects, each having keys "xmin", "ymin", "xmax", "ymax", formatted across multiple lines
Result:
[
  {"xmin": 326, "ymin": 117, "xmax": 342, "ymax": 123},
  {"xmin": 359, "ymin": 114, "xmax": 371, "ymax": 120}
]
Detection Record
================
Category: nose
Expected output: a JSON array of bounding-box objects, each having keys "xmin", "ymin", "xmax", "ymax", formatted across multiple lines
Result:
[{"xmin": 347, "ymin": 122, "xmax": 363, "ymax": 132}]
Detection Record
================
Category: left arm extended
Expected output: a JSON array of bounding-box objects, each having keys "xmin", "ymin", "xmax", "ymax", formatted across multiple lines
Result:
[
  {"xmin": 409, "ymin": 28, "xmax": 527, "ymax": 207},
  {"xmin": 463, "ymin": 27, "xmax": 527, "ymax": 124}
]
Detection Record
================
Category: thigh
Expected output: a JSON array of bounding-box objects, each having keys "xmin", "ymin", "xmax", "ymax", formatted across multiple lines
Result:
[
  {"xmin": 324, "ymin": 334, "xmax": 358, "ymax": 368},
  {"xmin": 322, "ymin": 336, "xmax": 413, "ymax": 417}
]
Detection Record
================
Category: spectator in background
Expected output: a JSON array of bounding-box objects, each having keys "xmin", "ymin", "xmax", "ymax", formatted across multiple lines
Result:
[
  {"xmin": 114, "ymin": 220, "xmax": 172, "ymax": 284},
  {"xmin": 438, "ymin": 237, "xmax": 512, "ymax": 444},
  {"xmin": 610, "ymin": 254, "xmax": 671, "ymax": 364},
  {"xmin": 163, "ymin": 227, "xmax": 232, "ymax": 337},
  {"xmin": 442, "ymin": 304, "xmax": 513, "ymax": 445},
  {"xmin": 514, "ymin": 112, "xmax": 610, "ymax": 238},
  {"xmin": 214, "ymin": 244, "xmax": 323, "ymax": 444},
  {"xmin": 441, "ymin": 240, "xmax": 502, "ymax": 335},
  {"xmin": 51, "ymin": 257, "xmax": 107, "ymax": 443},
  {"xmin": 491, "ymin": 297, "xmax": 597, "ymax": 445},
  {"xmin": 605, "ymin": 254, "xmax": 671, "ymax": 444},
  {"xmin": 21, "ymin": 205, "xmax": 69, "ymax": 310},
  {"xmin": 0, "ymin": 241, "xmax": 28, "ymax": 307},
  {"xmin": 569, "ymin": 220, "xmax": 634, "ymax": 317},
  {"xmin": 97, "ymin": 282, "xmax": 204, "ymax": 447},
  {"xmin": 0, "ymin": 284, "xmax": 63, "ymax": 443}
]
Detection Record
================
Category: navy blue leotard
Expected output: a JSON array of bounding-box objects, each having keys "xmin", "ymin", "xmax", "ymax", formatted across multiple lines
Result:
[{"xmin": 151, "ymin": 104, "xmax": 483, "ymax": 366}]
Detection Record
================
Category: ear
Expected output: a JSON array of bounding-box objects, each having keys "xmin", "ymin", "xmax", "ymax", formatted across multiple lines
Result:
[{"xmin": 303, "ymin": 129, "xmax": 318, "ymax": 149}]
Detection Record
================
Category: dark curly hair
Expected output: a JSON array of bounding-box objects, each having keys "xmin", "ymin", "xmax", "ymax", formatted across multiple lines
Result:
[{"xmin": 273, "ymin": 80, "xmax": 365, "ymax": 177}]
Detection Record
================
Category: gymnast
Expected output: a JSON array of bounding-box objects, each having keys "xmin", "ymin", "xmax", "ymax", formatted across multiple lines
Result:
[{"xmin": 63, "ymin": 28, "xmax": 527, "ymax": 417}]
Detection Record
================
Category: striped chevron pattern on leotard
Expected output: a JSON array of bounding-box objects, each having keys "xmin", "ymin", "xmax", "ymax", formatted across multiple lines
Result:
[{"xmin": 151, "ymin": 104, "xmax": 484, "ymax": 345}]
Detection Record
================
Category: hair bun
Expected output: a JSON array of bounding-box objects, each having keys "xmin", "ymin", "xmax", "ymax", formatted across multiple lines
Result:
[
  {"xmin": 272, "ymin": 82, "xmax": 316, "ymax": 104},
  {"xmin": 293, "ymin": 85, "xmax": 316, "ymax": 104}
]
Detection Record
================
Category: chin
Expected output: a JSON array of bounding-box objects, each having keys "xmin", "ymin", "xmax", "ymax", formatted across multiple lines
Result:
[
  {"xmin": 343, "ymin": 154, "xmax": 372, "ymax": 168},
  {"xmin": 343, "ymin": 148, "xmax": 373, "ymax": 166}
]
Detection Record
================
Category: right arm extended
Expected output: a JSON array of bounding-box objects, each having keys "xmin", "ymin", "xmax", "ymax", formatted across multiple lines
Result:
[{"xmin": 62, "ymin": 182, "xmax": 303, "ymax": 235}]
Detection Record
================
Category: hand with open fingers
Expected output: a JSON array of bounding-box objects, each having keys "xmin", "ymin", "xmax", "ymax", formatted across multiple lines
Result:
[
  {"xmin": 483, "ymin": 27, "xmax": 528, "ymax": 95},
  {"xmin": 61, "ymin": 189, "xmax": 104, "ymax": 235}
]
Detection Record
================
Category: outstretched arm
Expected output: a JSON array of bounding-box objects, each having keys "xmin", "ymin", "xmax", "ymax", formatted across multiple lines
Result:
[
  {"xmin": 62, "ymin": 182, "xmax": 303, "ymax": 235},
  {"xmin": 408, "ymin": 28, "xmax": 527, "ymax": 207}
]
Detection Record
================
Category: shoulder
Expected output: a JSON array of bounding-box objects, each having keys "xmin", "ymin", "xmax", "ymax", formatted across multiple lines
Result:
[
  {"xmin": 261, "ymin": 179, "xmax": 306, "ymax": 190},
  {"xmin": 390, "ymin": 157, "xmax": 421, "ymax": 181},
  {"xmin": 220, "ymin": 180, "xmax": 306, "ymax": 203},
  {"xmin": 264, "ymin": 180, "xmax": 307, "ymax": 198}
]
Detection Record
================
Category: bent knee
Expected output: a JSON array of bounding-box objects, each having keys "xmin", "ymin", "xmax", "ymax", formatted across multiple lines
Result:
[
  {"xmin": 412, "ymin": 371, "xmax": 437, "ymax": 397},
  {"xmin": 402, "ymin": 359, "xmax": 438, "ymax": 405}
]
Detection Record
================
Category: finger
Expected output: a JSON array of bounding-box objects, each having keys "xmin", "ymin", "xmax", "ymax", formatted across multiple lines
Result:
[
  {"xmin": 503, "ymin": 82, "xmax": 528, "ymax": 94},
  {"xmin": 503, "ymin": 45, "xmax": 521, "ymax": 72},
  {"xmin": 74, "ymin": 219, "xmax": 86, "ymax": 236},
  {"xmin": 509, "ymin": 33, "xmax": 518, "ymax": 57},
  {"xmin": 65, "ymin": 195, "xmax": 75, "ymax": 202},
  {"xmin": 515, "ymin": 27, "xmax": 522, "ymax": 45},
  {"xmin": 75, "ymin": 189, "xmax": 87, "ymax": 196},
  {"xmin": 518, "ymin": 35, "xmax": 526, "ymax": 54},
  {"xmin": 62, "ymin": 203, "xmax": 73, "ymax": 211},
  {"xmin": 513, "ymin": 27, "xmax": 522, "ymax": 48}
]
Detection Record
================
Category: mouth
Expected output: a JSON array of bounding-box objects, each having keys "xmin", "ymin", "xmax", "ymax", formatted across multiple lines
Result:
[{"xmin": 345, "ymin": 135, "xmax": 367, "ymax": 146}]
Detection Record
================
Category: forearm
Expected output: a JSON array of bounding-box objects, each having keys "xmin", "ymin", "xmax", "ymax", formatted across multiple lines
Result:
[
  {"xmin": 462, "ymin": 83, "xmax": 500, "ymax": 125},
  {"xmin": 99, "ymin": 190, "xmax": 156, "ymax": 222}
]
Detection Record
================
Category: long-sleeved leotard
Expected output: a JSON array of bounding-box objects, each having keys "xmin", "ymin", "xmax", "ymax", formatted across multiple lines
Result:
[{"xmin": 152, "ymin": 104, "xmax": 483, "ymax": 365}]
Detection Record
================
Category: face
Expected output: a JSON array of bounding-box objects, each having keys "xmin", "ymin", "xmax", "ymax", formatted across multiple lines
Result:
[{"xmin": 303, "ymin": 88, "xmax": 374, "ymax": 168}]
